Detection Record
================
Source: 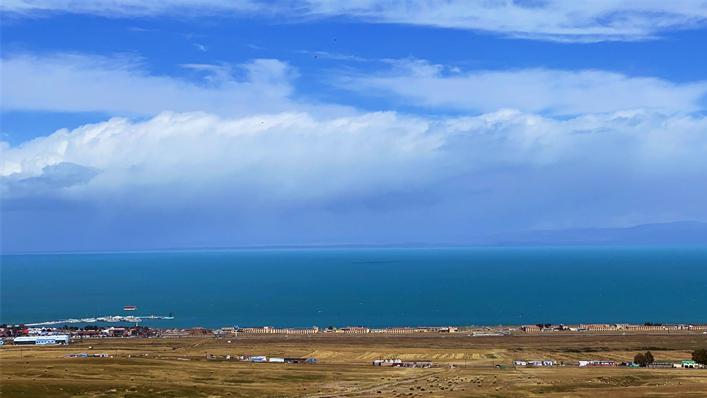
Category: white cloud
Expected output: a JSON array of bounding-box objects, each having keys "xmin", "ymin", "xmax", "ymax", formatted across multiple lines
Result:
[
  {"xmin": 4, "ymin": 53, "xmax": 706, "ymax": 119},
  {"xmin": 2, "ymin": 46, "xmax": 707, "ymax": 246},
  {"xmin": 2, "ymin": 109, "xmax": 706, "ymax": 204},
  {"xmin": 0, "ymin": 111, "xmax": 447, "ymax": 203},
  {"xmin": 3, "ymin": 1, "xmax": 707, "ymax": 42},
  {"xmin": 192, "ymin": 43, "xmax": 208, "ymax": 52},
  {"xmin": 0, "ymin": 0, "xmax": 260, "ymax": 17},
  {"xmin": 0, "ymin": 53, "xmax": 352, "ymax": 117},
  {"xmin": 303, "ymin": 0, "xmax": 707, "ymax": 42},
  {"xmin": 341, "ymin": 59, "xmax": 707, "ymax": 115},
  {"xmin": 3, "ymin": 109, "xmax": 707, "ymax": 250}
]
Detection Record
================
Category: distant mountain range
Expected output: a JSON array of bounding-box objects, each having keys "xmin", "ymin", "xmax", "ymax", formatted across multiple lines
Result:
[{"xmin": 484, "ymin": 221, "xmax": 707, "ymax": 246}]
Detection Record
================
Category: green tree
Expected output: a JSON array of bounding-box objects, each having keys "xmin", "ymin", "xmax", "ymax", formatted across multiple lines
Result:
[
  {"xmin": 644, "ymin": 351, "xmax": 655, "ymax": 365},
  {"xmin": 634, "ymin": 353, "xmax": 646, "ymax": 367},
  {"xmin": 693, "ymin": 349, "xmax": 707, "ymax": 365},
  {"xmin": 634, "ymin": 351, "xmax": 654, "ymax": 367}
]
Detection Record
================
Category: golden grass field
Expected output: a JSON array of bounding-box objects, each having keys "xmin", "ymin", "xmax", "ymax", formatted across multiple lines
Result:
[{"xmin": 2, "ymin": 333, "xmax": 707, "ymax": 397}]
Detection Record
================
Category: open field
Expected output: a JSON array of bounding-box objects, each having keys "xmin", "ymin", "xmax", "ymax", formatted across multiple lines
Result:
[{"xmin": 2, "ymin": 333, "xmax": 707, "ymax": 397}]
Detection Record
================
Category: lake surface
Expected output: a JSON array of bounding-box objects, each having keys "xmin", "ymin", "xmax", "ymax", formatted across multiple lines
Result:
[{"xmin": 2, "ymin": 247, "xmax": 706, "ymax": 328}]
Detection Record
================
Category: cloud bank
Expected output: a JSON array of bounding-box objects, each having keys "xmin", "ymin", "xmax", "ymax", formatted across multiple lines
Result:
[
  {"xmin": 3, "ymin": 110, "xmax": 706, "ymax": 240},
  {"xmin": 3, "ymin": 0, "xmax": 707, "ymax": 42},
  {"xmin": 2, "ymin": 49, "xmax": 707, "ymax": 251},
  {"xmin": 1, "ymin": 111, "xmax": 446, "ymax": 203}
]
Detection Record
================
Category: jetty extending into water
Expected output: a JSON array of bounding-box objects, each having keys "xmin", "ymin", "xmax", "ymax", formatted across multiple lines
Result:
[{"xmin": 23, "ymin": 314, "xmax": 174, "ymax": 327}]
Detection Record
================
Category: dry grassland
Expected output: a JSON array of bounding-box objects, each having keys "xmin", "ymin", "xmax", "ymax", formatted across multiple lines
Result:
[{"xmin": 2, "ymin": 333, "xmax": 707, "ymax": 397}]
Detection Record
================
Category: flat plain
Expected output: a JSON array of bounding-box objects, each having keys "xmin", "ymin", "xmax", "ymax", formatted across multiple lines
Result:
[{"xmin": 2, "ymin": 333, "xmax": 707, "ymax": 397}]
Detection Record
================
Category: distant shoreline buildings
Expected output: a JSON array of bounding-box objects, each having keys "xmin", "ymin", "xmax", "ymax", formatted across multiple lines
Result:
[
  {"xmin": 520, "ymin": 323, "xmax": 707, "ymax": 333},
  {"xmin": 2, "ymin": 322, "xmax": 707, "ymax": 342}
]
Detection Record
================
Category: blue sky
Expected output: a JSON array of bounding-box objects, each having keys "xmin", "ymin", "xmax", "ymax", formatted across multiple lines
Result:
[{"xmin": 2, "ymin": 1, "xmax": 707, "ymax": 252}]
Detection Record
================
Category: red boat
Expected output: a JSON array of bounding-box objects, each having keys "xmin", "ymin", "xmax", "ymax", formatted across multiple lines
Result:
[{"xmin": 123, "ymin": 305, "xmax": 137, "ymax": 311}]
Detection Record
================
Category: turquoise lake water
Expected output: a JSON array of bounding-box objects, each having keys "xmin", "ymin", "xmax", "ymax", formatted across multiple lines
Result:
[{"xmin": 1, "ymin": 247, "xmax": 706, "ymax": 328}]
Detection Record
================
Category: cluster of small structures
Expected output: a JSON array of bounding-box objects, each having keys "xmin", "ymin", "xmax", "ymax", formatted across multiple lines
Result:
[
  {"xmin": 372, "ymin": 359, "xmax": 433, "ymax": 368},
  {"xmin": 206, "ymin": 353, "xmax": 318, "ymax": 364},
  {"xmin": 65, "ymin": 353, "xmax": 112, "ymax": 358},
  {"xmin": 215, "ymin": 323, "xmax": 707, "ymax": 336},
  {"xmin": 512, "ymin": 359, "xmax": 704, "ymax": 369},
  {"xmin": 513, "ymin": 360, "xmax": 557, "ymax": 367},
  {"xmin": 520, "ymin": 323, "xmax": 707, "ymax": 333},
  {"xmin": 2, "ymin": 322, "xmax": 705, "ymax": 374},
  {"xmin": 213, "ymin": 325, "xmax": 464, "ymax": 335},
  {"xmin": 4, "ymin": 322, "xmax": 707, "ymax": 343},
  {"xmin": 0, "ymin": 325, "xmax": 161, "ymax": 342}
]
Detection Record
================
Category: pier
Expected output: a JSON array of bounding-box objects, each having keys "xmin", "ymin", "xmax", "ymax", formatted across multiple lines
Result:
[{"xmin": 23, "ymin": 314, "xmax": 174, "ymax": 327}]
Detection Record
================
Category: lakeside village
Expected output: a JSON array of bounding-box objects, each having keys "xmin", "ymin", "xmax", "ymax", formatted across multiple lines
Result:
[
  {"xmin": 4, "ymin": 321, "xmax": 707, "ymax": 340},
  {"xmin": 2, "ymin": 322, "xmax": 707, "ymax": 370}
]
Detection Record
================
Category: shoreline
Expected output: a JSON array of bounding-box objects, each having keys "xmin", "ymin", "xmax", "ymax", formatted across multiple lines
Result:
[{"xmin": 4, "ymin": 322, "xmax": 707, "ymax": 341}]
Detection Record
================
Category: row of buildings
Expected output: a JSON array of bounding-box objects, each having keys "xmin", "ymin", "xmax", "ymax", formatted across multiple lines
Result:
[
  {"xmin": 205, "ymin": 353, "xmax": 317, "ymax": 364},
  {"xmin": 372, "ymin": 359, "xmax": 433, "ymax": 368},
  {"xmin": 214, "ymin": 326, "xmax": 461, "ymax": 335},
  {"xmin": 513, "ymin": 359, "xmax": 704, "ymax": 368},
  {"xmin": 3, "ymin": 323, "xmax": 707, "ymax": 342},
  {"xmin": 214, "ymin": 323, "xmax": 707, "ymax": 335},
  {"xmin": 520, "ymin": 323, "xmax": 707, "ymax": 333},
  {"xmin": 220, "ymin": 324, "xmax": 707, "ymax": 335}
]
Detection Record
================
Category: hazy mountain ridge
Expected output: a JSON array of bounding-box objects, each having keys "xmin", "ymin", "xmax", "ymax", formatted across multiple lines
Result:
[{"xmin": 486, "ymin": 221, "xmax": 707, "ymax": 246}]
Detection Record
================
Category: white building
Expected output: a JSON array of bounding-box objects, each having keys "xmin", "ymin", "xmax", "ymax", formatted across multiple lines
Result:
[{"xmin": 14, "ymin": 335, "xmax": 70, "ymax": 345}]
